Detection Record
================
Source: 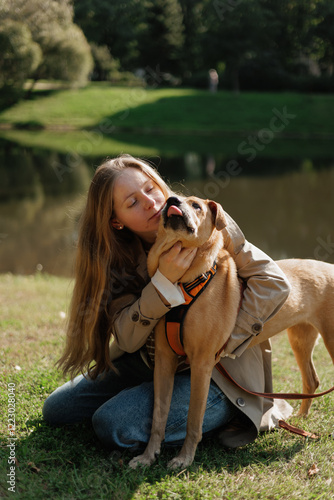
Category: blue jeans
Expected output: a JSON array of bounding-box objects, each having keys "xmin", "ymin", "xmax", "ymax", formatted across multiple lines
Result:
[{"xmin": 43, "ymin": 350, "xmax": 238, "ymax": 451}]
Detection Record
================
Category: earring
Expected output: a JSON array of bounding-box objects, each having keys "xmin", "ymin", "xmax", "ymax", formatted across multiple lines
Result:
[{"xmin": 111, "ymin": 219, "xmax": 124, "ymax": 230}]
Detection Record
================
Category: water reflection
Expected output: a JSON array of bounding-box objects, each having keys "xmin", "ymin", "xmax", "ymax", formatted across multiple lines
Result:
[
  {"xmin": 186, "ymin": 167, "xmax": 334, "ymax": 262},
  {"xmin": 0, "ymin": 139, "xmax": 92, "ymax": 200},
  {"xmin": 0, "ymin": 139, "xmax": 333, "ymax": 276},
  {"xmin": 0, "ymin": 139, "xmax": 92, "ymax": 275}
]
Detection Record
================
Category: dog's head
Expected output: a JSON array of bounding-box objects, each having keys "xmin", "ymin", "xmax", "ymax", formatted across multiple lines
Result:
[
  {"xmin": 160, "ymin": 195, "xmax": 227, "ymax": 245},
  {"xmin": 147, "ymin": 195, "xmax": 227, "ymax": 278}
]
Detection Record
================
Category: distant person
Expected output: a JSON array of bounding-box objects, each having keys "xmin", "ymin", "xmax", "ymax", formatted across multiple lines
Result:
[
  {"xmin": 209, "ymin": 69, "xmax": 219, "ymax": 92},
  {"xmin": 43, "ymin": 154, "xmax": 292, "ymax": 452}
]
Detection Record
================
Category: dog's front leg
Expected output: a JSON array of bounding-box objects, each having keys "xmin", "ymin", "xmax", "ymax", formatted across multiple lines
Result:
[
  {"xmin": 167, "ymin": 361, "xmax": 213, "ymax": 470},
  {"xmin": 129, "ymin": 324, "xmax": 178, "ymax": 469}
]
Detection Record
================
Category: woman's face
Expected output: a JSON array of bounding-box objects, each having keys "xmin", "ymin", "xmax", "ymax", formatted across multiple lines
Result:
[{"xmin": 112, "ymin": 167, "xmax": 166, "ymax": 243}]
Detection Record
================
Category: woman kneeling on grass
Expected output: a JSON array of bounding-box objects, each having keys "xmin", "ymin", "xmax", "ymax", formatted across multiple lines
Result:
[{"xmin": 43, "ymin": 154, "xmax": 292, "ymax": 452}]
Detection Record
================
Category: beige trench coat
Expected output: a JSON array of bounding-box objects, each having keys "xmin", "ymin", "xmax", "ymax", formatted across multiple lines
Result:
[{"xmin": 109, "ymin": 213, "xmax": 293, "ymax": 443}]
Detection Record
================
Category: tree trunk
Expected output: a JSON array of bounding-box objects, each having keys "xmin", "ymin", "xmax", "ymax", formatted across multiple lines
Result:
[{"xmin": 24, "ymin": 78, "xmax": 39, "ymax": 100}]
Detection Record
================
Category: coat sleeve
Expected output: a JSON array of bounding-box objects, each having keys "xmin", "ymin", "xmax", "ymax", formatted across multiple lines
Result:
[
  {"xmin": 111, "ymin": 281, "xmax": 171, "ymax": 353},
  {"xmin": 222, "ymin": 212, "xmax": 291, "ymax": 357}
]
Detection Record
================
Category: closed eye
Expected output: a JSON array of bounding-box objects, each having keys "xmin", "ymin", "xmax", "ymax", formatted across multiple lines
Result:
[
  {"xmin": 192, "ymin": 202, "xmax": 202, "ymax": 210},
  {"xmin": 146, "ymin": 183, "xmax": 159, "ymax": 195}
]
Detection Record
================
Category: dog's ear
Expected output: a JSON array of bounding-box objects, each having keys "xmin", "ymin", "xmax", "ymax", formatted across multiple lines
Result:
[{"xmin": 208, "ymin": 201, "xmax": 227, "ymax": 230}]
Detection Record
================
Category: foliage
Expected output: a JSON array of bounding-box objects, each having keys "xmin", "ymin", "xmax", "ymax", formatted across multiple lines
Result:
[
  {"xmin": 89, "ymin": 43, "xmax": 121, "ymax": 82},
  {"xmin": 1, "ymin": 0, "xmax": 334, "ymax": 94},
  {"xmin": 75, "ymin": 0, "xmax": 185, "ymax": 76},
  {"xmin": 313, "ymin": 0, "xmax": 334, "ymax": 71},
  {"xmin": 260, "ymin": 0, "xmax": 323, "ymax": 74},
  {"xmin": 202, "ymin": 0, "xmax": 275, "ymax": 92},
  {"xmin": 138, "ymin": 0, "xmax": 185, "ymax": 74},
  {"xmin": 73, "ymin": 0, "xmax": 334, "ymax": 92},
  {"xmin": 0, "ymin": 21, "xmax": 42, "ymax": 88},
  {"xmin": 89, "ymin": 43, "xmax": 143, "ymax": 86},
  {"xmin": 73, "ymin": 0, "xmax": 147, "ymax": 70},
  {"xmin": 34, "ymin": 24, "xmax": 93, "ymax": 86},
  {"xmin": 0, "ymin": 0, "xmax": 93, "ymax": 97},
  {"xmin": 178, "ymin": 0, "xmax": 206, "ymax": 73}
]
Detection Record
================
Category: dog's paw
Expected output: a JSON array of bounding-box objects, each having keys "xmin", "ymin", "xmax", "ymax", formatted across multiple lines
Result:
[
  {"xmin": 167, "ymin": 455, "xmax": 193, "ymax": 470},
  {"xmin": 128, "ymin": 454, "xmax": 155, "ymax": 469}
]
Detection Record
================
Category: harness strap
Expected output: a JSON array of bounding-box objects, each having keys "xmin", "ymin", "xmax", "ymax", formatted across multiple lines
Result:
[
  {"xmin": 165, "ymin": 262, "xmax": 218, "ymax": 359},
  {"xmin": 180, "ymin": 261, "xmax": 218, "ymax": 304}
]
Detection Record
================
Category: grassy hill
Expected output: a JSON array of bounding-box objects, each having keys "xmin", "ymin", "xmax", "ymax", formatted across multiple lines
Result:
[{"xmin": 1, "ymin": 84, "xmax": 333, "ymax": 157}]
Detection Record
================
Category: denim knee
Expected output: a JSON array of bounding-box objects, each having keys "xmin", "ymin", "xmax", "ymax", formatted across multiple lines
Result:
[
  {"xmin": 92, "ymin": 405, "xmax": 124, "ymax": 449},
  {"xmin": 42, "ymin": 393, "xmax": 63, "ymax": 426},
  {"xmin": 91, "ymin": 386, "xmax": 153, "ymax": 451},
  {"xmin": 42, "ymin": 376, "xmax": 92, "ymax": 426}
]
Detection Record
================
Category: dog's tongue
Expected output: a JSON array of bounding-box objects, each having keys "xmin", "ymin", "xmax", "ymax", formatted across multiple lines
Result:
[{"xmin": 167, "ymin": 205, "xmax": 183, "ymax": 217}]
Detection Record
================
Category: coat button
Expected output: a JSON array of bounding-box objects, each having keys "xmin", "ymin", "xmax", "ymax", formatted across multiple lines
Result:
[
  {"xmin": 236, "ymin": 397, "xmax": 246, "ymax": 407},
  {"xmin": 131, "ymin": 312, "xmax": 139, "ymax": 322},
  {"xmin": 141, "ymin": 319, "xmax": 151, "ymax": 326},
  {"xmin": 252, "ymin": 323, "xmax": 262, "ymax": 334}
]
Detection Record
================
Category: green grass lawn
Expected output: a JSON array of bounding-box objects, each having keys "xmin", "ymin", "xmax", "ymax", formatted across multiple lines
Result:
[
  {"xmin": 1, "ymin": 84, "xmax": 334, "ymax": 158},
  {"xmin": 1, "ymin": 84, "xmax": 334, "ymax": 136},
  {"xmin": 0, "ymin": 273, "xmax": 333, "ymax": 499}
]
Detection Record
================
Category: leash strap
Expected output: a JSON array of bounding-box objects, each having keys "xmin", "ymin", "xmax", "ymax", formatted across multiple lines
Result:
[
  {"xmin": 215, "ymin": 361, "xmax": 334, "ymax": 440},
  {"xmin": 278, "ymin": 420, "xmax": 319, "ymax": 439},
  {"xmin": 215, "ymin": 361, "xmax": 334, "ymax": 400}
]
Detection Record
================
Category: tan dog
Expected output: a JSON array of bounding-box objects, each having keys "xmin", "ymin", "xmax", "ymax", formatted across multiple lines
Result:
[{"xmin": 129, "ymin": 195, "xmax": 334, "ymax": 470}]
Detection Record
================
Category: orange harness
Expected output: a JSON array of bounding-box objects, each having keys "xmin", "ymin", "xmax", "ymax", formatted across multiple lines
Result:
[{"xmin": 165, "ymin": 262, "xmax": 218, "ymax": 360}]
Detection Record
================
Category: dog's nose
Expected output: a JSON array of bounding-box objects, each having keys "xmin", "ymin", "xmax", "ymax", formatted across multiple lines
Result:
[{"xmin": 166, "ymin": 196, "xmax": 181, "ymax": 208}]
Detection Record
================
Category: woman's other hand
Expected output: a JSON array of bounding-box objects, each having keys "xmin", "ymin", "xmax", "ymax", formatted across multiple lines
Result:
[{"xmin": 158, "ymin": 242, "xmax": 197, "ymax": 283}]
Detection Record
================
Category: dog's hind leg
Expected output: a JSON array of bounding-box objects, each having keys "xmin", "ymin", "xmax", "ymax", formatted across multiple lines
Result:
[
  {"xmin": 167, "ymin": 359, "xmax": 214, "ymax": 470},
  {"xmin": 129, "ymin": 324, "xmax": 178, "ymax": 469},
  {"xmin": 317, "ymin": 322, "xmax": 334, "ymax": 364},
  {"xmin": 287, "ymin": 323, "xmax": 320, "ymax": 416}
]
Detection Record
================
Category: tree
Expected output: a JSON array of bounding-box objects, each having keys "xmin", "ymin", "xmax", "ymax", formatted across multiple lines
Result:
[
  {"xmin": 89, "ymin": 43, "xmax": 121, "ymax": 81},
  {"xmin": 0, "ymin": 21, "xmax": 42, "ymax": 89},
  {"xmin": 313, "ymin": 0, "xmax": 334, "ymax": 74},
  {"xmin": 74, "ymin": 0, "xmax": 185, "ymax": 75},
  {"xmin": 73, "ymin": 0, "xmax": 147, "ymax": 70},
  {"xmin": 32, "ymin": 23, "xmax": 93, "ymax": 85},
  {"xmin": 262, "ymin": 0, "xmax": 323, "ymax": 72},
  {"xmin": 138, "ymin": 0, "xmax": 185, "ymax": 75},
  {"xmin": 202, "ymin": 0, "xmax": 275, "ymax": 92},
  {"xmin": 179, "ymin": 0, "xmax": 206, "ymax": 74},
  {"xmin": 0, "ymin": 0, "xmax": 93, "ymax": 90}
]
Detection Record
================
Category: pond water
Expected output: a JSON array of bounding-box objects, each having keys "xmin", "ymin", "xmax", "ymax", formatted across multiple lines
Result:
[{"xmin": 0, "ymin": 137, "xmax": 333, "ymax": 276}]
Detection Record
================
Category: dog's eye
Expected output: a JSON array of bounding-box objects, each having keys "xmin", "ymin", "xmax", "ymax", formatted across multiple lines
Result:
[{"xmin": 192, "ymin": 202, "xmax": 201, "ymax": 210}]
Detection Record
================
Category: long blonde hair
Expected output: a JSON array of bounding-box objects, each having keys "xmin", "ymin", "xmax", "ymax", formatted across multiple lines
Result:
[{"xmin": 57, "ymin": 154, "xmax": 171, "ymax": 379}]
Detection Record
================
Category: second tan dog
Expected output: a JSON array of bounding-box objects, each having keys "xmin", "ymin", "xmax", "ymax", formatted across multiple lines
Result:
[{"xmin": 129, "ymin": 195, "xmax": 334, "ymax": 470}]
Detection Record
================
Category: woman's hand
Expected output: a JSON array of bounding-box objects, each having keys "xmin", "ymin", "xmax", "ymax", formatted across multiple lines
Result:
[{"xmin": 158, "ymin": 242, "xmax": 197, "ymax": 283}]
